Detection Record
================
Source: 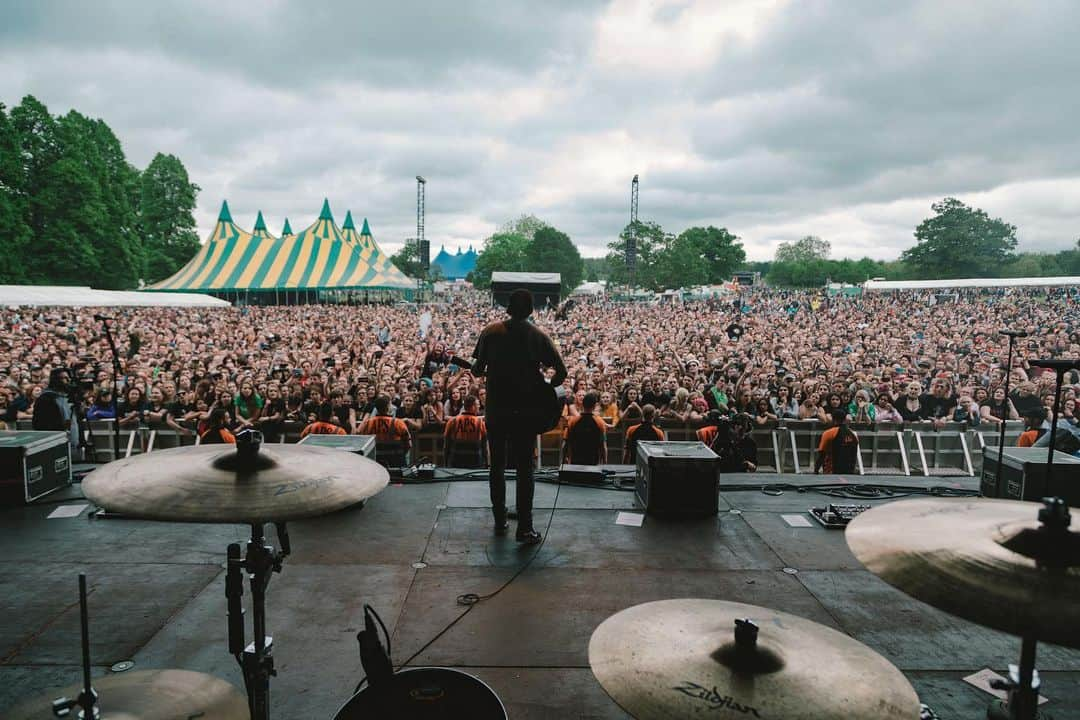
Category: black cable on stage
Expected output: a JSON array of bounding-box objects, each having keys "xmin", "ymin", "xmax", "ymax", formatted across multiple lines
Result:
[{"xmin": 394, "ymin": 480, "xmax": 563, "ymax": 671}]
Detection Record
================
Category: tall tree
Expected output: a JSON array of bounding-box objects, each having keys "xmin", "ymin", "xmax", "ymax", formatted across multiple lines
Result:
[
  {"xmin": 76, "ymin": 112, "xmax": 143, "ymax": 288},
  {"xmin": 605, "ymin": 220, "xmax": 666, "ymax": 289},
  {"xmin": 526, "ymin": 225, "xmax": 584, "ymax": 295},
  {"xmin": 389, "ymin": 241, "xmax": 423, "ymax": 279},
  {"xmin": 12, "ymin": 96, "xmax": 102, "ymax": 285},
  {"xmin": 499, "ymin": 214, "xmax": 547, "ymax": 241},
  {"xmin": 0, "ymin": 103, "xmax": 31, "ymax": 283},
  {"xmin": 652, "ymin": 232, "xmax": 708, "ymax": 290},
  {"xmin": 139, "ymin": 153, "xmax": 200, "ymax": 283},
  {"xmin": 674, "ymin": 226, "xmax": 746, "ymax": 284},
  {"xmin": 775, "ymin": 235, "xmax": 831, "ymax": 264},
  {"xmin": 472, "ymin": 232, "xmax": 530, "ymax": 289},
  {"xmin": 901, "ymin": 197, "xmax": 1017, "ymax": 278}
]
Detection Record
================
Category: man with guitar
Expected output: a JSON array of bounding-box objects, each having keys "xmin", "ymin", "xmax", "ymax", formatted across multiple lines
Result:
[{"xmin": 472, "ymin": 289, "xmax": 568, "ymax": 544}]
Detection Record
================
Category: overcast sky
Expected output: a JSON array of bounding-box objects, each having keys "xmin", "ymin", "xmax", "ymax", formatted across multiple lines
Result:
[{"xmin": 2, "ymin": 1, "xmax": 1078, "ymax": 260}]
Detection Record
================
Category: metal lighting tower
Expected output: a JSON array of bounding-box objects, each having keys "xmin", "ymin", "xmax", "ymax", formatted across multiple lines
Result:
[
  {"xmin": 627, "ymin": 174, "xmax": 639, "ymax": 289},
  {"xmin": 416, "ymin": 176, "xmax": 427, "ymax": 298}
]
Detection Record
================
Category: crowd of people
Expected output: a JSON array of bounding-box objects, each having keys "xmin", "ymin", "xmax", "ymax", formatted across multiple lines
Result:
[{"xmin": 3, "ymin": 285, "xmax": 1079, "ymax": 461}]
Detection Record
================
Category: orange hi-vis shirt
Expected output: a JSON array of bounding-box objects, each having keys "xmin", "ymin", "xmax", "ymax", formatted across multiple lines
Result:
[
  {"xmin": 696, "ymin": 425, "xmax": 719, "ymax": 447},
  {"xmin": 301, "ymin": 421, "xmax": 346, "ymax": 438},
  {"xmin": 444, "ymin": 411, "xmax": 487, "ymax": 443},
  {"xmin": 359, "ymin": 414, "xmax": 412, "ymax": 448},
  {"xmin": 563, "ymin": 412, "xmax": 608, "ymax": 463}
]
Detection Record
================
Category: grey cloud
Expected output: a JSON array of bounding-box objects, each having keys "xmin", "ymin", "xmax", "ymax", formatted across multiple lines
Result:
[{"xmin": 2, "ymin": 0, "xmax": 1079, "ymax": 264}]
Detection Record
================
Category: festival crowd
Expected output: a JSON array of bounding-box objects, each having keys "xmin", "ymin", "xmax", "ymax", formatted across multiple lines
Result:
[{"xmin": 2, "ymin": 286, "xmax": 1078, "ymax": 457}]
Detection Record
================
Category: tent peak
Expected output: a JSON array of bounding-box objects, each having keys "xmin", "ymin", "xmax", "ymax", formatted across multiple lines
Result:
[
  {"xmin": 319, "ymin": 198, "xmax": 333, "ymax": 221},
  {"xmin": 360, "ymin": 218, "xmax": 372, "ymax": 236},
  {"xmin": 342, "ymin": 210, "xmax": 355, "ymax": 230},
  {"xmin": 281, "ymin": 218, "xmax": 293, "ymax": 236},
  {"xmin": 218, "ymin": 200, "xmax": 233, "ymax": 223},
  {"xmin": 253, "ymin": 210, "xmax": 267, "ymax": 232}
]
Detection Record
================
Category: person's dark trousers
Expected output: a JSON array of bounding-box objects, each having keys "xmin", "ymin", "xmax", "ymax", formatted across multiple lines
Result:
[{"xmin": 487, "ymin": 416, "xmax": 537, "ymax": 532}]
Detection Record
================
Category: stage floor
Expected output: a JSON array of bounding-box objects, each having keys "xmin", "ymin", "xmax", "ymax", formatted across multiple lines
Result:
[{"xmin": 1, "ymin": 471, "xmax": 1078, "ymax": 718}]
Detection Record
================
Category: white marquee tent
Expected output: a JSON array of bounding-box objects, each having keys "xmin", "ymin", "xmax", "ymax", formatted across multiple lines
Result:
[{"xmin": 0, "ymin": 286, "xmax": 229, "ymax": 308}]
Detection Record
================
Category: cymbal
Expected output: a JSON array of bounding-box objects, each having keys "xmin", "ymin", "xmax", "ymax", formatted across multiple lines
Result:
[
  {"xmin": 3, "ymin": 669, "xmax": 248, "ymax": 719},
  {"xmin": 83, "ymin": 444, "xmax": 389, "ymax": 523},
  {"xmin": 846, "ymin": 497, "xmax": 1080, "ymax": 648},
  {"xmin": 588, "ymin": 599, "xmax": 919, "ymax": 720}
]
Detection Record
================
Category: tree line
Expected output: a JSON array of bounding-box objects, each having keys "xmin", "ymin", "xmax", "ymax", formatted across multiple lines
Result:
[
  {"xmin": 756, "ymin": 198, "xmax": 1080, "ymax": 287},
  {"xmin": 0, "ymin": 95, "xmax": 200, "ymax": 289}
]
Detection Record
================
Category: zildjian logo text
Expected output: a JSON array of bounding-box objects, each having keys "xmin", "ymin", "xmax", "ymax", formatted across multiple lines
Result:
[{"xmin": 673, "ymin": 682, "xmax": 763, "ymax": 716}]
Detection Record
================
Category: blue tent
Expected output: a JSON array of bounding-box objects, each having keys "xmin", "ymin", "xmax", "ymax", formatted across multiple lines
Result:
[{"xmin": 432, "ymin": 244, "xmax": 477, "ymax": 280}]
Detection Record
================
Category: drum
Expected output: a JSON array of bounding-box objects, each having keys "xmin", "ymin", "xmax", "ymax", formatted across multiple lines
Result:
[{"xmin": 334, "ymin": 667, "xmax": 507, "ymax": 720}]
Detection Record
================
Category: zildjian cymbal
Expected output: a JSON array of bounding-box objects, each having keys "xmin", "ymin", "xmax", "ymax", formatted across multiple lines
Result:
[
  {"xmin": 588, "ymin": 599, "xmax": 919, "ymax": 720},
  {"xmin": 82, "ymin": 442, "xmax": 389, "ymax": 523},
  {"xmin": 3, "ymin": 669, "xmax": 248, "ymax": 719},
  {"xmin": 846, "ymin": 497, "xmax": 1080, "ymax": 648}
]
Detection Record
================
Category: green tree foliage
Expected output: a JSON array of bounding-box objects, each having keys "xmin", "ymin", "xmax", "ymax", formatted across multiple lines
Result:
[
  {"xmin": 139, "ymin": 153, "xmax": 200, "ymax": 282},
  {"xmin": 0, "ymin": 95, "xmax": 199, "ymax": 289},
  {"xmin": 472, "ymin": 232, "xmax": 530, "ymax": 289},
  {"xmin": 0, "ymin": 103, "xmax": 31, "ymax": 283},
  {"xmin": 527, "ymin": 225, "xmax": 584, "ymax": 295},
  {"xmin": 775, "ymin": 235, "xmax": 831, "ymax": 264},
  {"xmin": 901, "ymin": 197, "xmax": 1017, "ymax": 278},
  {"xmin": 472, "ymin": 220, "xmax": 585, "ymax": 294},
  {"xmin": 499, "ymin": 214, "xmax": 547, "ymax": 241},
  {"xmin": 389, "ymin": 241, "xmax": 423, "ymax": 278},
  {"xmin": 582, "ymin": 256, "xmax": 607, "ymax": 281},
  {"xmin": 674, "ymin": 226, "xmax": 746, "ymax": 284},
  {"xmin": 388, "ymin": 241, "xmax": 443, "ymax": 280},
  {"xmin": 606, "ymin": 222, "xmax": 746, "ymax": 290},
  {"xmin": 605, "ymin": 220, "xmax": 667, "ymax": 289}
]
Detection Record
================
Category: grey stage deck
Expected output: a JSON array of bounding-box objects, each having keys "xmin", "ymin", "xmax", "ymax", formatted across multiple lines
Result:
[{"xmin": 1, "ymin": 472, "xmax": 1078, "ymax": 719}]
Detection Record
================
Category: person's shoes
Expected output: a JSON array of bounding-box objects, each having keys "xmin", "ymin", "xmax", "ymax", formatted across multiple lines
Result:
[
  {"xmin": 515, "ymin": 529, "xmax": 542, "ymax": 545},
  {"xmin": 493, "ymin": 508, "xmax": 508, "ymax": 536}
]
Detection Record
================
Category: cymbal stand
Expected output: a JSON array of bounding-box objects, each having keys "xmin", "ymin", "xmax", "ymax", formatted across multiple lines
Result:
[
  {"xmin": 989, "ymin": 498, "xmax": 1074, "ymax": 720},
  {"xmin": 51, "ymin": 574, "xmax": 99, "ymax": 718},
  {"xmin": 227, "ymin": 522, "xmax": 290, "ymax": 720}
]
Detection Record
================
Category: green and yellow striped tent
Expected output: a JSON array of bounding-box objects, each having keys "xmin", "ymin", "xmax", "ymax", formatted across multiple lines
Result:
[
  {"xmin": 340, "ymin": 211, "xmax": 415, "ymax": 290},
  {"xmin": 147, "ymin": 199, "xmax": 415, "ymax": 295}
]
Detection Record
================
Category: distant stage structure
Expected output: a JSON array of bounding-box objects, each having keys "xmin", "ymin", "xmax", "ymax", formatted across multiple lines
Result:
[
  {"xmin": 145, "ymin": 199, "xmax": 415, "ymax": 304},
  {"xmin": 431, "ymin": 245, "xmax": 478, "ymax": 280}
]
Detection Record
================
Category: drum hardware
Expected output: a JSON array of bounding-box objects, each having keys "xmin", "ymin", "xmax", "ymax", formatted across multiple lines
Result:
[
  {"xmin": 227, "ymin": 521, "xmax": 290, "ymax": 720},
  {"xmin": 51, "ymin": 574, "xmax": 98, "ymax": 719},
  {"xmin": 5, "ymin": 574, "xmax": 247, "ymax": 720},
  {"xmin": 848, "ymin": 496, "xmax": 1079, "ymax": 719},
  {"xmin": 78, "ymin": 431, "xmax": 390, "ymax": 720}
]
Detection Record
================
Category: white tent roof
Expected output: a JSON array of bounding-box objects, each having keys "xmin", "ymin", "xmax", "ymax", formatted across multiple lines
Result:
[
  {"xmin": 0, "ymin": 285, "xmax": 229, "ymax": 308},
  {"xmin": 490, "ymin": 272, "xmax": 561, "ymax": 284},
  {"xmin": 864, "ymin": 276, "xmax": 1080, "ymax": 291},
  {"xmin": 572, "ymin": 281, "xmax": 605, "ymax": 295}
]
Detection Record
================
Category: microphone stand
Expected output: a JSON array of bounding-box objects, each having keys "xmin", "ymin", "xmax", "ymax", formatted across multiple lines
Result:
[
  {"xmin": 994, "ymin": 331, "xmax": 1024, "ymax": 492},
  {"xmin": 99, "ymin": 317, "xmax": 122, "ymax": 461}
]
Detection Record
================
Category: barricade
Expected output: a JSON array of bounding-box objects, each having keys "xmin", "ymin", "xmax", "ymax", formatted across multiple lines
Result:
[
  {"xmin": 969, "ymin": 420, "xmax": 1025, "ymax": 475},
  {"xmin": 783, "ymin": 420, "xmax": 825, "ymax": 474},
  {"xmin": 856, "ymin": 421, "xmax": 910, "ymax": 476},
  {"xmin": 909, "ymin": 421, "xmax": 974, "ymax": 476},
  {"xmin": 749, "ymin": 421, "xmax": 783, "ymax": 473},
  {"xmin": 86, "ymin": 419, "xmax": 118, "ymax": 461}
]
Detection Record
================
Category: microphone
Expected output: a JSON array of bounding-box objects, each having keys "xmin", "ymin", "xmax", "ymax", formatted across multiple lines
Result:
[
  {"xmin": 357, "ymin": 605, "xmax": 393, "ymax": 688},
  {"xmin": 93, "ymin": 314, "xmax": 113, "ymax": 322},
  {"xmin": 999, "ymin": 330, "xmax": 1028, "ymax": 338},
  {"xmin": 1029, "ymin": 358, "xmax": 1080, "ymax": 371}
]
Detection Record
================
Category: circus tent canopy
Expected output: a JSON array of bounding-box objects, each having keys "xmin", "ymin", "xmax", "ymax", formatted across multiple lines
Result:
[{"xmin": 145, "ymin": 200, "xmax": 415, "ymax": 294}]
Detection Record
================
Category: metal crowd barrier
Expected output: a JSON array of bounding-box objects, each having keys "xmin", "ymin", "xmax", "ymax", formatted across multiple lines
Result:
[{"xmin": 80, "ymin": 414, "xmax": 1026, "ymax": 477}]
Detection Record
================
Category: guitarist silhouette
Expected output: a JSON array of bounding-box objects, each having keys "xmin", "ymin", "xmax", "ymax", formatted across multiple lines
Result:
[{"xmin": 472, "ymin": 288, "xmax": 568, "ymax": 544}]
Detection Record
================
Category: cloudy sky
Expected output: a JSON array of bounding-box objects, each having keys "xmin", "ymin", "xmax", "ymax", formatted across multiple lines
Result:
[{"xmin": 2, "ymin": 0, "xmax": 1078, "ymax": 260}]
